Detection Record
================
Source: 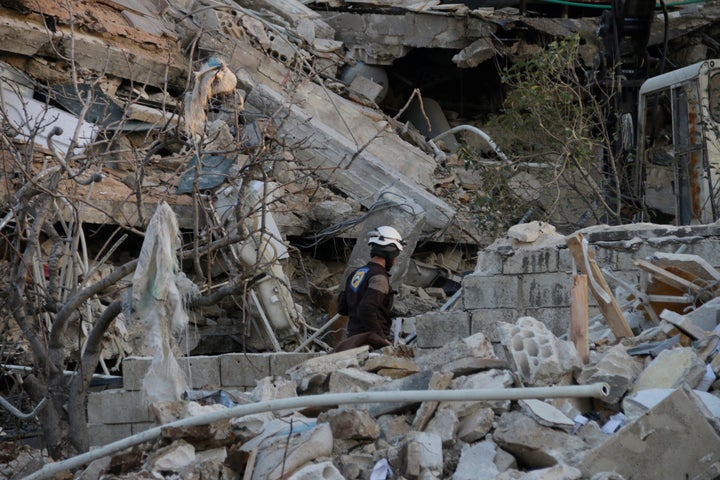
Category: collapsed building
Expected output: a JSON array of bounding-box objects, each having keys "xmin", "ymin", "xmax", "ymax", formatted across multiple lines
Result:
[{"xmin": 2, "ymin": 0, "xmax": 720, "ymax": 478}]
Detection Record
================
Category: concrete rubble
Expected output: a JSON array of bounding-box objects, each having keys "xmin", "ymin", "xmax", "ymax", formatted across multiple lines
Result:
[
  {"xmin": 0, "ymin": 221, "xmax": 716, "ymax": 480},
  {"xmin": 3, "ymin": 0, "xmax": 720, "ymax": 479},
  {"xmin": 15, "ymin": 255, "xmax": 720, "ymax": 479}
]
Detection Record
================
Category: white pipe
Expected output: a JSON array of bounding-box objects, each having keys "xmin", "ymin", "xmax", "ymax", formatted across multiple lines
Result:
[
  {"xmin": 432, "ymin": 124, "xmax": 509, "ymax": 162},
  {"xmin": 432, "ymin": 124, "xmax": 555, "ymax": 169},
  {"xmin": 24, "ymin": 383, "xmax": 609, "ymax": 480}
]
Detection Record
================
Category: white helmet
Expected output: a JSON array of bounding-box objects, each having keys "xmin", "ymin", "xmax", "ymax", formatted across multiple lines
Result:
[{"xmin": 368, "ymin": 225, "xmax": 405, "ymax": 251}]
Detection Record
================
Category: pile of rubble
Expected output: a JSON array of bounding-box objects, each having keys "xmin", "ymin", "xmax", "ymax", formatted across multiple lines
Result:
[{"xmin": 11, "ymin": 283, "xmax": 720, "ymax": 479}]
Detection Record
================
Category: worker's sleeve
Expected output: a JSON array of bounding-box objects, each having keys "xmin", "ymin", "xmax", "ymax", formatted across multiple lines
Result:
[
  {"xmin": 337, "ymin": 289, "xmax": 349, "ymax": 316},
  {"xmin": 357, "ymin": 275, "xmax": 390, "ymax": 336}
]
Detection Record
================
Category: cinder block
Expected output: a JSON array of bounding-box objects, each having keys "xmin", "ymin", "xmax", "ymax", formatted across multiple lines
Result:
[
  {"xmin": 502, "ymin": 248, "xmax": 559, "ymax": 275},
  {"xmin": 87, "ymin": 389, "xmax": 150, "ymax": 424},
  {"xmin": 474, "ymin": 250, "xmax": 504, "ymax": 275},
  {"xmin": 558, "ymin": 247, "xmax": 575, "ymax": 272},
  {"xmin": 559, "ymin": 243, "xmax": 619, "ymax": 271},
  {"xmin": 179, "ymin": 356, "xmax": 221, "ymax": 389},
  {"xmin": 615, "ymin": 250, "xmax": 644, "ymax": 270},
  {"xmin": 220, "ymin": 353, "xmax": 271, "ymax": 387},
  {"xmin": 524, "ymin": 272, "xmax": 571, "ymax": 308},
  {"xmin": 122, "ymin": 356, "xmax": 152, "ymax": 391},
  {"xmin": 270, "ymin": 353, "xmax": 322, "ymax": 377},
  {"xmin": 123, "ymin": 355, "xmax": 222, "ymax": 391},
  {"xmin": 591, "ymin": 246, "xmax": 619, "ymax": 269},
  {"xmin": 522, "ymin": 307, "xmax": 572, "ymax": 338},
  {"xmin": 471, "ymin": 310, "xmax": 520, "ymax": 342},
  {"xmin": 87, "ymin": 422, "xmax": 132, "ymax": 447},
  {"xmin": 462, "ymin": 275, "xmax": 522, "ymax": 309},
  {"xmin": 131, "ymin": 422, "xmax": 155, "ymax": 435},
  {"xmin": 415, "ymin": 311, "xmax": 470, "ymax": 348}
]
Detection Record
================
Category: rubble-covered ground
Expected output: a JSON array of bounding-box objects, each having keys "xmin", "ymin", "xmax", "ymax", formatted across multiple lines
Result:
[
  {"xmin": 3, "ymin": 0, "xmax": 720, "ymax": 478},
  {"xmin": 5, "ymin": 292, "xmax": 720, "ymax": 479}
]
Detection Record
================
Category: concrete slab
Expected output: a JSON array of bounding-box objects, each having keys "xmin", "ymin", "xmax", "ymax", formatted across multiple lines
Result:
[{"xmin": 579, "ymin": 388, "xmax": 720, "ymax": 479}]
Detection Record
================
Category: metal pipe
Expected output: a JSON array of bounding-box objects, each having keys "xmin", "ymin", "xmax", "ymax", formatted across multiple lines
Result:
[
  {"xmin": 432, "ymin": 124, "xmax": 509, "ymax": 162},
  {"xmin": 1, "ymin": 363, "xmax": 121, "ymax": 381},
  {"xmin": 432, "ymin": 124, "xmax": 555, "ymax": 169},
  {"xmin": 24, "ymin": 383, "xmax": 609, "ymax": 480},
  {"xmin": 0, "ymin": 396, "xmax": 46, "ymax": 420},
  {"xmin": 293, "ymin": 313, "xmax": 340, "ymax": 353}
]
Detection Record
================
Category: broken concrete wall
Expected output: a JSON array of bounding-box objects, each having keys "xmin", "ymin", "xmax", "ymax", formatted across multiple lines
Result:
[
  {"xmin": 318, "ymin": 10, "xmax": 496, "ymax": 65},
  {"xmin": 87, "ymin": 352, "xmax": 321, "ymax": 447},
  {"xmin": 416, "ymin": 223, "xmax": 720, "ymax": 351}
]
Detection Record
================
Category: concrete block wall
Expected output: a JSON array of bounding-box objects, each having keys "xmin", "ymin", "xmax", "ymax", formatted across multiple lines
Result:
[
  {"xmin": 417, "ymin": 223, "xmax": 720, "ymax": 349},
  {"xmin": 87, "ymin": 352, "xmax": 321, "ymax": 447}
]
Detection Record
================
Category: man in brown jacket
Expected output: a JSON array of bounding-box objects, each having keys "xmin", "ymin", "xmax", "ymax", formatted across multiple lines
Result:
[{"xmin": 334, "ymin": 226, "xmax": 405, "ymax": 352}]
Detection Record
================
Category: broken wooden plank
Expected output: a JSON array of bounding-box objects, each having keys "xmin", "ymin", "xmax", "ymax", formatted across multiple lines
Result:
[
  {"xmin": 633, "ymin": 258, "xmax": 715, "ymax": 302},
  {"xmin": 601, "ymin": 266, "xmax": 660, "ymax": 325},
  {"xmin": 570, "ymin": 274, "xmax": 590, "ymax": 364},
  {"xmin": 566, "ymin": 234, "xmax": 634, "ymax": 338},
  {"xmin": 649, "ymin": 252, "xmax": 720, "ymax": 283},
  {"xmin": 659, "ymin": 309, "xmax": 707, "ymax": 340}
]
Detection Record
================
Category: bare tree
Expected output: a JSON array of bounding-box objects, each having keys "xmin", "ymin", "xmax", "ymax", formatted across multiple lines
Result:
[{"xmin": 467, "ymin": 34, "xmax": 629, "ymax": 235}]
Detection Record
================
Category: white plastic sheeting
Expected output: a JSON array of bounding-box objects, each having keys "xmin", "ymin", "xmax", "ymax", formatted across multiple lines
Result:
[{"xmin": 132, "ymin": 201, "xmax": 198, "ymax": 405}]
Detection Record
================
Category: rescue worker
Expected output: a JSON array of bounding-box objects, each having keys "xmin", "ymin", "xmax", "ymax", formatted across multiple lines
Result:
[{"xmin": 333, "ymin": 226, "xmax": 406, "ymax": 352}]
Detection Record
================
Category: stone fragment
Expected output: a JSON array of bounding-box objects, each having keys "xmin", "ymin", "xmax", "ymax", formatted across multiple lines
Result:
[
  {"xmin": 337, "ymin": 452, "xmax": 376, "ymax": 480},
  {"xmin": 507, "ymin": 221, "xmax": 556, "ymax": 243},
  {"xmin": 230, "ymin": 412, "xmax": 276, "ymax": 442},
  {"xmin": 498, "ymin": 317, "xmax": 581, "ymax": 386},
  {"xmin": 179, "ymin": 448, "xmax": 231, "ymax": 479},
  {"xmin": 318, "ymin": 408, "xmax": 381, "ymax": 440},
  {"xmin": 153, "ymin": 402, "xmax": 234, "ymax": 448},
  {"xmin": 415, "ymin": 332, "xmax": 497, "ymax": 373},
  {"xmin": 249, "ymin": 422, "xmax": 334, "ymax": 480},
  {"xmin": 404, "ymin": 431, "xmax": 443, "ymax": 479},
  {"xmin": 493, "ymin": 411, "xmax": 589, "ymax": 468},
  {"xmin": 287, "ymin": 346, "xmax": 369, "ymax": 392},
  {"xmin": 145, "ymin": 439, "xmax": 195, "ymax": 473},
  {"xmin": 240, "ymin": 414, "xmax": 313, "ymax": 452},
  {"xmin": 631, "ymin": 347, "xmax": 706, "ymax": 393},
  {"xmin": 424, "ymin": 408, "xmax": 458, "ymax": 447},
  {"xmin": 363, "ymin": 354, "xmax": 420, "ymax": 377},
  {"xmin": 496, "ymin": 464, "xmax": 582, "ymax": 479},
  {"xmin": 576, "ymin": 345, "xmax": 643, "ymax": 404},
  {"xmin": 328, "ymin": 367, "xmax": 387, "ymax": 393},
  {"xmin": 366, "ymin": 370, "xmax": 434, "ymax": 417},
  {"xmin": 377, "ymin": 413, "xmax": 413, "ymax": 444},
  {"xmin": 312, "ymin": 199, "xmax": 353, "ymax": 224},
  {"xmin": 518, "ymin": 399, "xmax": 575, "ymax": 432},
  {"xmin": 286, "ymin": 460, "xmax": 345, "ymax": 480},
  {"xmin": 579, "ymin": 388, "xmax": 720, "ymax": 479},
  {"xmin": 412, "ymin": 371, "xmax": 453, "ymax": 431},
  {"xmin": 456, "ymin": 406, "xmax": 494, "ymax": 442},
  {"xmin": 452, "ymin": 440, "xmax": 500, "ymax": 480},
  {"xmin": 251, "ymin": 376, "xmax": 298, "ymax": 402},
  {"xmin": 438, "ymin": 369, "xmax": 515, "ymax": 416}
]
